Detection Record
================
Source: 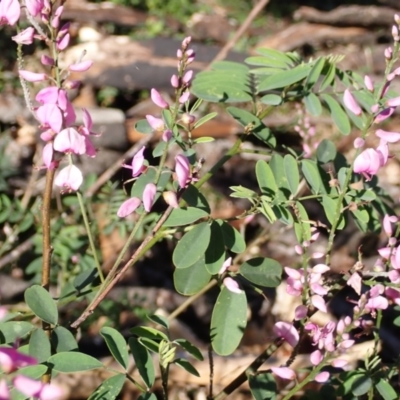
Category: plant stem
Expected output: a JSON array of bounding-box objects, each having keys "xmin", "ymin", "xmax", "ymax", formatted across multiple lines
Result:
[{"xmin": 76, "ymin": 191, "xmax": 104, "ymax": 282}]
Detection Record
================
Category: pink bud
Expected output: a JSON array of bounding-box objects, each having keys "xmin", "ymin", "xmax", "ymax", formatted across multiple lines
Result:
[
  {"xmin": 182, "ymin": 36, "xmax": 191, "ymax": 48},
  {"xmin": 175, "ymin": 154, "xmax": 190, "ymax": 188},
  {"xmin": 123, "ymin": 146, "xmax": 146, "ymax": 177},
  {"xmin": 151, "ymin": 88, "xmax": 169, "ymax": 109},
  {"xmin": 57, "ymin": 33, "xmax": 70, "ymax": 50},
  {"xmin": 143, "ymin": 183, "xmax": 157, "ymax": 212},
  {"xmin": 223, "ymin": 277, "xmax": 242, "ymax": 294},
  {"xmin": 347, "ymin": 272, "xmax": 362, "ymax": 295},
  {"xmin": 162, "ymin": 129, "xmax": 172, "ymax": 142},
  {"xmin": 179, "ymin": 90, "xmax": 190, "ymax": 104},
  {"xmin": 177, "ymin": 49, "xmax": 183, "ymax": 59},
  {"xmin": 51, "ymin": 5, "xmax": 63, "ymax": 28},
  {"xmin": 41, "ymin": 55, "xmax": 55, "ymax": 66},
  {"xmin": 315, "ymin": 372, "xmax": 330, "ymax": 383},
  {"xmin": 387, "ymin": 96, "xmax": 400, "ymax": 107},
  {"xmin": 311, "ymin": 295, "xmax": 327, "ymax": 312},
  {"xmin": 182, "ymin": 70, "xmax": 193, "ymax": 84},
  {"xmin": 331, "ymin": 359, "xmax": 348, "ymax": 368},
  {"xmin": 383, "ymin": 214, "xmax": 397, "ymax": 237},
  {"xmin": 364, "ymin": 75, "xmax": 374, "ymax": 92},
  {"xmin": 117, "ymin": 197, "xmax": 141, "ymax": 218},
  {"xmin": 69, "ymin": 60, "xmax": 93, "ymax": 72},
  {"xmin": 170, "ymin": 74, "xmax": 179, "ymax": 88},
  {"xmin": 374, "ymin": 107, "xmax": 395, "ymax": 124},
  {"xmin": 353, "ymin": 138, "xmax": 365, "ymax": 148},
  {"xmin": 270, "ymin": 367, "xmax": 296, "ymax": 380},
  {"xmin": 42, "ymin": 142, "xmax": 54, "ymax": 169},
  {"xmin": 395, "ymin": 14, "xmax": 400, "ymax": 24},
  {"xmin": 146, "ymin": 115, "xmax": 164, "ymax": 132},
  {"xmin": 343, "ymin": 89, "xmax": 362, "ymax": 116},
  {"xmin": 219, "ymin": 257, "xmax": 232, "ymax": 275},
  {"xmin": 310, "ymin": 349, "xmax": 323, "ymax": 365},
  {"xmin": 294, "ymin": 245, "xmax": 303, "ymax": 255},
  {"xmin": 392, "ymin": 25, "xmax": 399, "ymax": 41},
  {"xmin": 19, "ymin": 70, "xmax": 47, "ymax": 82},
  {"xmin": 385, "ymin": 47, "xmax": 393, "ymax": 60},
  {"xmin": 163, "ymin": 191, "xmax": 179, "ymax": 208}
]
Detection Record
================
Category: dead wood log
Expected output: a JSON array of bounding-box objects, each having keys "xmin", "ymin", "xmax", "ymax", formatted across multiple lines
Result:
[
  {"xmin": 294, "ymin": 5, "xmax": 398, "ymax": 27},
  {"xmin": 254, "ymin": 22, "xmax": 375, "ymax": 53}
]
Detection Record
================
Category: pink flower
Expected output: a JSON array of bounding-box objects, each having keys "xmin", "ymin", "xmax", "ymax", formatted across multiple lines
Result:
[
  {"xmin": 42, "ymin": 142, "xmax": 55, "ymax": 169},
  {"xmin": 347, "ymin": 272, "xmax": 362, "ymax": 295},
  {"xmin": 179, "ymin": 91, "xmax": 190, "ymax": 104},
  {"xmin": 182, "ymin": 70, "xmax": 193, "ymax": 84},
  {"xmin": 117, "ymin": 197, "xmax": 141, "ymax": 218},
  {"xmin": 273, "ymin": 321, "xmax": 299, "ymax": 347},
  {"xmin": 387, "ymin": 96, "xmax": 400, "ymax": 107},
  {"xmin": 0, "ymin": 0, "xmax": 20, "ymax": 26},
  {"xmin": 123, "ymin": 146, "xmax": 146, "ymax": 177},
  {"xmin": 383, "ymin": 214, "xmax": 397, "ymax": 237},
  {"xmin": 19, "ymin": 70, "xmax": 47, "ymax": 82},
  {"xmin": 13, "ymin": 375, "xmax": 64, "ymax": 400},
  {"xmin": 0, "ymin": 347, "xmax": 37, "ymax": 373},
  {"xmin": 310, "ymin": 349, "xmax": 323, "ymax": 365},
  {"xmin": 0, "ymin": 379, "xmax": 8, "ymax": 399},
  {"xmin": 12, "ymin": 27, "xmax": 35, "ymax": 45},
  {"xmin": 294, "ymin": 305, "xmax": 308, "ymax": 320},
  {"xmin": 223, "ymin": 277, "xmax": 242, "ymax": 294},
  {"xmin": 311, "ymin": 295, "xmax": 327, "ymax": 312},
  {"xmin": 270, "ymin": 367, "xmax": 296, "ymax": 380},
  {"xmin": 353, "ymin": 147, "xmax": 386, "ymax": 180},
  {"xmin": 77, "ymin": 108, "xmax": 97, "ymax": 157},
  {"xmin": 36, "ymin": 104, "xmax": 63, "ymax": 133},
  {"xmin": 57, "ymin": 32, "xmax": 70, "ymax": 51},
  {"xmin": 219, "ymin": 257, "xmax": 232, "ymax": 275},
  {"xmin": 41, "ymin": 55, "xmax": 54, "ymax": 66},
  {"xmin": 376, "ymin": 129, "xmax": 400, "ymax": 143},
  {"xmin": 53, "ymin": 128, "xmax": 86, "ymax": 154},
  {"xmin": 175, "ymin": 154, "xmax": 190, "ymax": 188},
  {"xmin": 170, "ymin": 74, "xmax": 179, "ymax": 88},
  {"xmin": 151, "ymin": 88, "xmax": 169, "ymax": 109},
  {"xmin": 343, "ymin": 89, "xmax": 362, "ymax": 116},
  {"xmin": 51, "ymin": 5, "xmax": 63, "ymax": 29},
  {"xmin": 54, "ymin": 165, "xmax": 83, "ymax": 191},
  {"xmin": 353, "ymin": 138, "xmax": 365, "ymax": 149},
  {"xmin": 374, "ymin": 107, "xmax": 395, "ymax": 124},
  {"xmin": 25, "ymin": 0, "xmax": 44, "ymax": 16},
  {"xmin": 68, "ymin": 60, "xmax": 93, "ymax": 72},
  {"xmin": 143, "ymin": 183, "xmax": 157, "ymax": 212}
]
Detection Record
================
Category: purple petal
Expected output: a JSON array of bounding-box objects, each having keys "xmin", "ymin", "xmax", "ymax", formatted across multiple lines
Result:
[
  {"xmin": 273, "ymin": 321, "xmax": 299, "ymax": 347},
  {"xmin": 175, "ymin": 154, "xmax": 190, "ymax": 188},
  {"xmin": 343, "ymin": 89, "xmax": 362, "ymax": 116},
  {"xmin": 270, "ymin": 367, "xmax": 296, "ymax": 380},
  {"xmin": 54, "ymin": 128, "xmax": 86, "ymax": 154},
  {"xmin": 54, "ymin": 165, "xmax": 83, "ymax": 191},
  {"xmin": 311, "ymin": 295, "xmax": 327, "ymax": 312},
  {"xmin": 143, "ymin": 183, "xmax": 157, "ymax": 212},
  {"xmin": 151, "ymin": 88, "xmax": 169, "ymax": 109},
  {"xmin": 117, "ymin": 197, "xmax": 141, "ymax": 218}
]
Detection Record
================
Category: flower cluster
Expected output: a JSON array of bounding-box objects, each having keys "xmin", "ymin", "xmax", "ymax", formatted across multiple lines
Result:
[
  {"xmin": 10, "ymin": 0, "xmax": 96, "ymax": 192},
  {"xmin": 117, "ymin": 37, "xmax": 197, "ymax": 218}
]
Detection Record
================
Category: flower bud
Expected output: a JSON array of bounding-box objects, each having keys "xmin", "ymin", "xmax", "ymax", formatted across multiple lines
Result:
[{"xmin": 343, "ymin": 89, "xmax": 362, "ymax": 116}]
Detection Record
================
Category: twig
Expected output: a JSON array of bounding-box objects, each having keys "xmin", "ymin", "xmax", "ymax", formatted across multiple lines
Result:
[{"xmin": 209, "ymin": 0, "xmax": 271, "ymax": 66}]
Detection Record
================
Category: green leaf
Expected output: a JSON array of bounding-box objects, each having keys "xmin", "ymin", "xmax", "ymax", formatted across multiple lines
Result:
[
  {"xmin": 129, "ymin": 337, "xmax": 155, "ymax": 389},
  {"xmin": 260, "ymin": 94, "xmax": 282, "ymax": 105},
  {"xmin": 0, "ymin": 321, "xmax": 33, "ymax": 344},
  {"xmin": 100, "ymin": 326, "xmax": 129, "ymax": 370},
  {"xmin": 48, "ymin": 352, "xmax": 103, "ymax": 372},
  {"xmin": 211, "ymin": 287, "xmax": 247, "ymax": 355},
  {"xmin": 322, "ymin": 94, "xmax": 351, "ymax": 135},
  {"xmin": 320, "ymin": 63, "xmax": 336, "ymax": 91},
  {"xmin": 305, "ymin": 57, "xmax": 325, "ymax": 88},
  {"xmin": 181, "ymin": 184, "xmax": 210, "ymax": 213},
  {"xmin": 249, "ymin": 373, "xmax": 277, "ymax": 400},
  {"xmin": 205, "ymin": 221, "xmax": 226, "ymax": 274},
  {"xmin": 193, "ymin": 137, "xmax": 215, "ymax": 144},
  {"xmin": 145, "ymin": 314, "xmax": 168, "ymax": 330},
  {"xmin": 259, "ymin": 198, "xmax": 277, "ymax": 223},
  {"xmin": 51, "ymin": 326, "xmax": 78, "ymax": 353},
  {"xmin": 174, "ymin": 256, "xmax": 211, "ymax": 295},
  {"xmin": 351, "ymin": 374, "xmax": 372, "ymax": 396},
  {"xmin": 24, "ymin": 285, "xmax": 58, "ymax": 325},
  {"xmin": 273, "ymin": 204, "xmax": 294, "ymax": 225},
  {"xmin": 239, "ymin": 257, "xmax": 282, "ymax": 287},
  {"xmin": 218, "ymin": 220, "xmax": 246, "ymax": 253},
  {"xmin": 174, "ymin": 358, "xmax": 200, "ymax": 377},
  {"xmin": 322, "ymin": 195, "xmax": 345, "ymax": 229},
  {"xmin": 174, "ymin": 339, "xmax": 203, "ymax": 361},
  {"xmin": 73, "ymin": 268, "xmax": 98, "ymax": 291},
  {"xmin": 252, "ymin": 48, "xmax": 297, "ymax": 67},
  {"xmin": 294, "ymin": 202, "xmax": 311, "ymax": 242},
  {"xmin": 301, "ymin": 159, "xmax": 324, "ymax": 194},
  {"xmin": 138, "ymin": 337, "xmax": 159, "ymax": 353},
  {"xmin": 29, "ymin": 328, "xmax": 51, "ymax": 363},
  {"xmin": 375, "ymin": 378, "xmax": 398, "ymax": 400},
  {"xmin": 304, "ymin": 92, "xmax": 322, "ymax": 116},
  {"xmin": 230, "ymin": 185, "xmax": 258, "ymax": 199},
  {"xmin": 256, "ymin": 160, "xmax": 277, "ymax": 197},
  {"xmin": 270, "ymin": 154, "xmax": 291, "ymax": 202},
  {"xmin": 18, "ymin": 364, "xmax": 48, "ymax": 380},
  {"xmin": 245, "ymin": 55, "xmax": 291, "ymax": 69},
  {"xmin": 193, "ymin": 112, "xmax": 218, "ymax": 129},
  {"xmin": 284, "ymin": 154, "xmax": 299, "ymax": 196},
  {"xmin": 163, "ymin": 207, "xmax": 208, "ymax": 227},
  {"xmin": 258, "ymin": 64, "xmax": 311, "ymax": 91},
  {"xmin": 173, "ymin": 222, "xmax": 211, "ymax": 269},
  {"xmin": 88, "ymin": 373, "xmax": 126, "ymax": 400},
  {"xmin": 226, "ymin": 107, "xmax": 276, "ymax": 147},
  {"xmin": 192, "ymin": 61, "xmax": 252, "ymax": 103},
  {"xmin": 130, "ymin": 326, "xmax": 169, "ymax": 341},
  {"xmin": 135, "ymin": 119, "xmax": 153, "ymax": 134},
  {"xmin": 317, "ymin": 139, "xmax": 337, "ymax": 163}
]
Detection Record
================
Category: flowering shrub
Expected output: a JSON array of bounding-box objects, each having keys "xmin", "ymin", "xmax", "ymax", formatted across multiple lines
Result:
[{"xmin": 2, "ymin": 1, "xmax": 400, "ymax": 399}]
